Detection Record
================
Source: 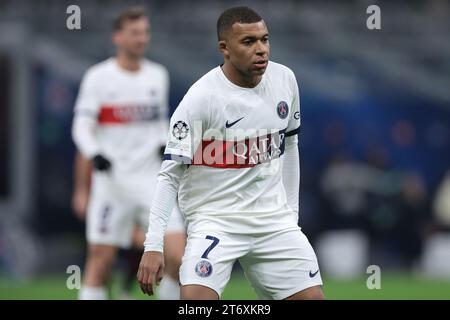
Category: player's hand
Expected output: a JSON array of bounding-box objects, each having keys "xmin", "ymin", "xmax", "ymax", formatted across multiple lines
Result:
[
  {"xmin": 137, "ymin": 251, "xmax": 165, "ymax": 296},
  {"xmin": 92, "ymin": 154, "xmax": 112, "ymax": 172},
  {"xmin": 72, "ymin": 189, "xmax": 89, "ymax": 220}
]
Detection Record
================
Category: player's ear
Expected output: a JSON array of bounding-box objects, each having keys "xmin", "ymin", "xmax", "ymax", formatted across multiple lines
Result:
[{"xmin": 218, "ymin": 40, "xmax": 229, "ymax": 59}]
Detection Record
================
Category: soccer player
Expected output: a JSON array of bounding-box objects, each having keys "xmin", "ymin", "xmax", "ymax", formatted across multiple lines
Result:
[
  {"xmin": 71, "ymin": 151, "xmax": 169, "ymax": 299},
  {"xmin": 72, "ymin": 7, "xmax": 185, "ymax": 300},
  {"xmin": 137, "ymin": 6, "xmax": 324, "ymax": 300}
]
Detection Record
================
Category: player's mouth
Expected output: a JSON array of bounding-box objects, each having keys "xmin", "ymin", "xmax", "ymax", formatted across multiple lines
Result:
[{"xmin": 253, "ymin": 60, "xmax": 268, "ymax": 69}]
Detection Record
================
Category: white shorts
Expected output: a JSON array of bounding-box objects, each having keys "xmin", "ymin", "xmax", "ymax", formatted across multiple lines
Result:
[
  {"xmin": 179, "ymin": 227, "xmax": 322, "ymax": 300},
  {"xmin": 86, "ymin": 176, "xmax": 185, "ymax": 249}
]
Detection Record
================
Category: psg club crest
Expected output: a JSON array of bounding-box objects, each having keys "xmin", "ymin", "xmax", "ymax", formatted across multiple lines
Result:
[
  {"xmin": 195, "ymin": 259, "xmax": 213, "ymax": 277},
  {"xmin": 172, "ymin": 120, "xmax": 189, "ymax": 140},
  {"xmin": 276, "ymin": 101, "xmax": 289, "ymax": 119}
]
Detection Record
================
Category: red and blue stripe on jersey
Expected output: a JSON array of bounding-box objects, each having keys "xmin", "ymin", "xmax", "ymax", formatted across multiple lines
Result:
[
  {"xmin": 97, "ymin": 104, "xmax": 161, "ymax": 124},
  {"xmin": 164, "ymin": 126, "xmax": 299, "ymax": 168}
]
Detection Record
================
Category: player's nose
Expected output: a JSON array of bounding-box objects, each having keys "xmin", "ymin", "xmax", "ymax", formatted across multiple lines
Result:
[
  {"xmin": 255, "ymin": 40, "xmax": 269, "ymax": 56},
  {"xmin": 136, "ymin": 32, "xmax": 150, "ymax": 43}
]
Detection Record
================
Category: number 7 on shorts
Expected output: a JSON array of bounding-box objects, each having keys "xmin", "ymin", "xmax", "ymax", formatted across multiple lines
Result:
[{"xmin": 201, "ymin": 235, "xmax": 219, "ymax": 259}]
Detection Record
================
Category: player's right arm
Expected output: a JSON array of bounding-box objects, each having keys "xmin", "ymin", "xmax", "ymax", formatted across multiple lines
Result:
[
  {"xmin": 137, "ymin": 85, "xmax": 209, "ymax": 296},
  {"xmin": 71, "ymin": 69, "xmax": 111, "ymax": 171},
  {"xmin": 137, "ymin": 160, "xmax": 186, "ymax": 295}
]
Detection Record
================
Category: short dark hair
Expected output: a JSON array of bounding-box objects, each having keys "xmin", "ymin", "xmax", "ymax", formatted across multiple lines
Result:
[
  {"xmin": 113, "ymin": 6, "xmax": 147, "ymax": 31},
  {"xmin": 217, "ymin": 6, "xmax": 263, "ymax": 40}
]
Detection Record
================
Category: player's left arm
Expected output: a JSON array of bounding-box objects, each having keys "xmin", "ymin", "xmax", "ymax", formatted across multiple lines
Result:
[
  {"xmin": 282, "ymin": 70, "xmax": 301, "ymax": 215},
  {"xmin": 71, "ymin": 151, "xmax": 92, "ymax": 220},
  {"xmin": 138, "ymin": 160, "xmax": 187, "ymax": 296},
  {"xmin": 283, "ymin": 136, "xmax": 300, "ymax": 215}
]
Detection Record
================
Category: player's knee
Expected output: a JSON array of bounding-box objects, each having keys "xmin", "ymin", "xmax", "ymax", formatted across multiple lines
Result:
[
  {"xmin": 164, "ymin": 247, "xmax": 183, "ymax": 267},
  {"xmin": 87, "ymin": 245, "xmax": 116, "ymax": 267},
  {"xmin": 164, "ymin": 252, "xmax": 182, "ymax": 280},
  {"xmin": 181, "ymin": 285, "xmax": 219, "ymax": 300},
  {"xmin": 307, "ymin": 287, "xmax": 325, "ymax": 300},
  {"xmin": 131, "ymin": 227, "xmax": 145, "ymax": 250},
  {"xmin": 286, "ymin": 286, "xmax": 325, "ymax": 300},
  {"xmin": 164, "ymin": 233, "xmax": 185, "ymax": 280},
  {"xmin": 84, "ymin": 245, "xmax": 117, "ymax": 286}
]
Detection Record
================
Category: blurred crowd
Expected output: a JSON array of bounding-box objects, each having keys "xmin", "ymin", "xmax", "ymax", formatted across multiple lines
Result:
[{"xmin": 303, "ymin": 148, "xmax": 450, "ymax": 271}]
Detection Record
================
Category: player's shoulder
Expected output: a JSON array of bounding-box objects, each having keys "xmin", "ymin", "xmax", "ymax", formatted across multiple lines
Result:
[
  {"xmin": 81, "ymin": 58, "xmax": 116, "ymax": 82},
  {"xmin": 141, "ymin": 59, "xmax": 169, "ymax": 78},
  {"xmin": 183, "ymin": 67, "xmax": 219, "ymax": 101},
  {"xmin": 267, "ymin": 61, "xmax": 297, "ymax": 81},
  {"xmin": 172, "ymin": 67, "xmax": 219, "ymax": 118},
  {"xmin": 85, "ymin": 57, "xmax": 116, "ymax": 74}
]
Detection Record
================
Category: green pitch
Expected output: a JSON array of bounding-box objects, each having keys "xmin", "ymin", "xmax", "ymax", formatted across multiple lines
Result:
[{"xmin": 1, "ymin": 272, "xmax": 450, "ymax": 300}]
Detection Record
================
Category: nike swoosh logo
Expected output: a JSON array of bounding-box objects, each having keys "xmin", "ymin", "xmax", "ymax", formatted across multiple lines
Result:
[
  {"xmin": 309, "ymin": 270, "xmax": 319, "ymax": 278},
  {"xmin": 225, "ymin": 117, "xmax": 244, "ymax": 128}
]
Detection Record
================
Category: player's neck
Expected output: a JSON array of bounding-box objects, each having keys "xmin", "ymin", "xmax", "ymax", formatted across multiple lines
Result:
[
  {"xmin": 115, "ymin": 54, "xmax": 141, "ymax": 72},
  {"xmin": 221, "ymin": 63, "xmax": 262, "ymax": 88}
]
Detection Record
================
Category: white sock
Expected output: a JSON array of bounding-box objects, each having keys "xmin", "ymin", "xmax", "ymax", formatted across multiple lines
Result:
[
  {"xmin": 158, "ymin": 276, "xmax": 180, "ymax": 300},
  {"xmin": 78, "ymin": 286, "xmax": 108, "ymax": 300}
]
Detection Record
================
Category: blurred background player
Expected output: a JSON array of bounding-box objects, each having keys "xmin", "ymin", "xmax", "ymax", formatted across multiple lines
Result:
[
  {"xmin": 71, "ymin": 7, "xmax": 185, "ymax": 300},
  {"xmin": 71, "ymin": 151, "xmax": 154, "ymax": 299}
]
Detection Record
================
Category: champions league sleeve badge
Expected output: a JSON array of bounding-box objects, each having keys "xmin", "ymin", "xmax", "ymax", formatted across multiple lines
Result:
[
  {"xmin": 172, "ymin": 120, "xmax": 190, "ymax": 140},
  {"xmin": 195, "ymin": 259, "xmax": 213, "ymax": 277},
  {"xmin": 276, "ymin": 101, "xmax": 289, "ymax": 119}
]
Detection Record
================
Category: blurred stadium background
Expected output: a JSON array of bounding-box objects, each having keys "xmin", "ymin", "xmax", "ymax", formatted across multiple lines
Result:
[{"xmin": 1, "ymin": 0, "xmax": 450, "ymax": 299}]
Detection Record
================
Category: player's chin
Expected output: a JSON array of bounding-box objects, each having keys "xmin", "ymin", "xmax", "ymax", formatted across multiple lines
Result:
[
  {"xmin": 131, "ymin": 47, "xmax": 146, "ymax": 58},
  {"xmin": 251, "ymin": 67, "xmax": 267, "ymax": 76}
]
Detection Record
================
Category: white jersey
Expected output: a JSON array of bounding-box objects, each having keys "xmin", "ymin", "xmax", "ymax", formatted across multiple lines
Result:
[
  {"xmin": 73, "ymin": 58, "xmax": 169, "ymax": 192},
  {"xmin": 164, "ymin": 61, "xmax": 301, "ymax": 234}
]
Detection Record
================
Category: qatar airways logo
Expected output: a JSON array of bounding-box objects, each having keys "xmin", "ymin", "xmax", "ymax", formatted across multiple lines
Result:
[
  {"xmin": 98, "ymin": 104, "xmax": 160, "ymax": 124},
  {"xmin": 169, "ymin": 120, "xmax": 285, "ymax": 169},
  {"xmin": 112, "ymin": 105, "xmax": 160, "ymax": 121},
  {"xmin": 229, "ymin": 130, "xmax": 285, "ymax": 165}
]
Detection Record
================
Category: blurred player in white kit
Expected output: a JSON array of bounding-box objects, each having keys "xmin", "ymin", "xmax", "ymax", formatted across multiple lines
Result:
[{"xmin": 72, "ymin": 7, "xmax": 185, "ymax": 300}]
